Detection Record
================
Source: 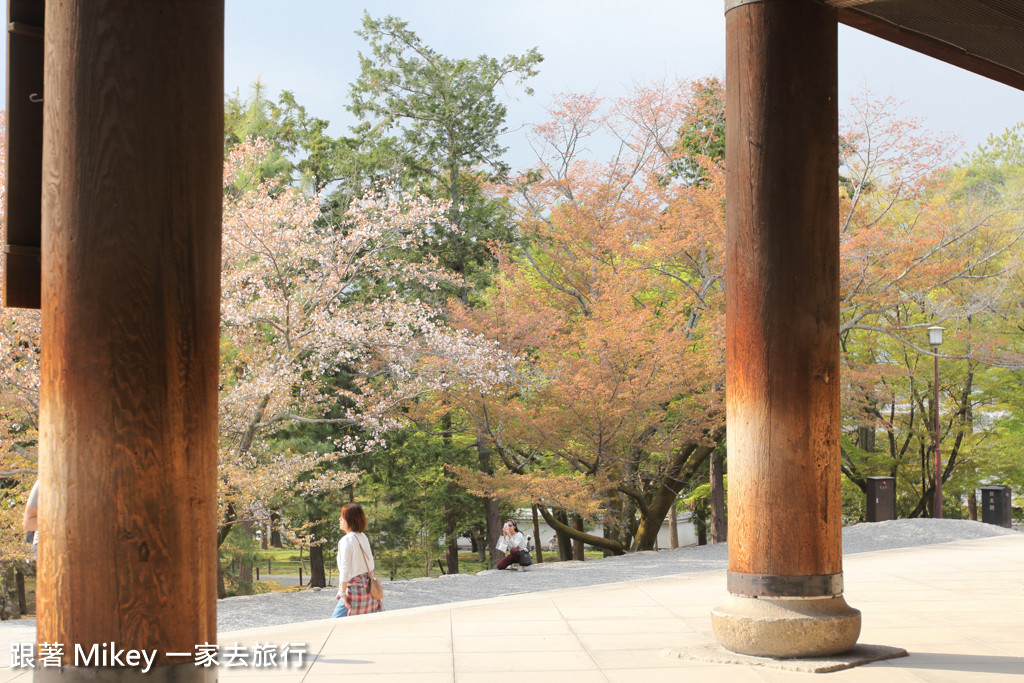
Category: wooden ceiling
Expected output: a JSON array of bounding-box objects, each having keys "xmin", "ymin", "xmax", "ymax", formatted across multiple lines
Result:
[{"xmin": 822, "ymin": 1, "xmax": 1024, "ymax": 91}]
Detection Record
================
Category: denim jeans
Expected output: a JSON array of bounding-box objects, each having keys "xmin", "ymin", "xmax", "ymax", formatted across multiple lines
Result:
[{"xmin": 332, "ymin": 598, "xmax": 349, "ymax": 618}]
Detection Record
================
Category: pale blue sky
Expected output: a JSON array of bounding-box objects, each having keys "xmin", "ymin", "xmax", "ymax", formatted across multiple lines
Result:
[
  {"xmin": 8, "ymin": 2, "xmax": 1024, "ymax": 169},
  {"xmin": 222, "ymin": 1, "xmax": 1024, "ymax": 168}
]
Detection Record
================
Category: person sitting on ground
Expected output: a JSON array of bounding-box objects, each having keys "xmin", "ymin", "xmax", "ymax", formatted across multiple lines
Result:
[
  {"xmin": 332, "ymin": 503, "xmax": 382, "ymax": 617},
  {"xmin": 495, "ymin": 520, "xmax": 530, "ymax": 570}
]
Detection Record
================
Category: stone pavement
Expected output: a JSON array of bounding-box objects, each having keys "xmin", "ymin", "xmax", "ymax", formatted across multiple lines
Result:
[{"xmin": 1, "ymin": 533, "xmax": 1021, "ymax": 681}]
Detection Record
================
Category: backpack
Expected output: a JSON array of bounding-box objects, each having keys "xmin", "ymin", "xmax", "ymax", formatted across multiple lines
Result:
[{"xmin": 519, "ymin": 536, "xmax": 533, "ymax": 566}]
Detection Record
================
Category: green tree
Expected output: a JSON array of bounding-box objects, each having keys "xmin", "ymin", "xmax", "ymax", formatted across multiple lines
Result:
[
  {"xmin": 224, "ymin": 80, "xmax": 293, "ymax": 182},
  {"xmin": 349, "ymin": 12, "xmax": 542, "ymax": 293},
  {"xmin": 838, "ymin": 112, "xmax": 1024, "ymax": 518},
  {"xmin": 670, "ymin": 76, "xmax": 725, "ymax": 186},
  {"xmin": 354, "ymin": 429, "xmax": 483, "ymax": 579},
  {"xmin": 349, "ymin": 14, "xmax": 542, "ymax": 566}
]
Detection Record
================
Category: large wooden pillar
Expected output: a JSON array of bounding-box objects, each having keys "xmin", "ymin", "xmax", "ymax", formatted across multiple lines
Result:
[
  {"xmin": 711, "ymin": 0, "xmax": 860, "ymax": 657},
  {"xmin": 37, "ymin": 1, "xmax": 223, "ymax": 680}
]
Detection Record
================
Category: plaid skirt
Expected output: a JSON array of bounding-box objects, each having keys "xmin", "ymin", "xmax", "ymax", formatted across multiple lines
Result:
[{"xmin": 346, "ymin": 572, "xmax": 383, "ymax": 615}]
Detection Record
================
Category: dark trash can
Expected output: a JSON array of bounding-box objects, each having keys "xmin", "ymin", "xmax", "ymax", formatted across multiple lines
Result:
[
  {"xmin": 866, "ymin": 477, "xmax": 896, "ymax": 522},
  {"xmin": 980, "ymin": 485, "xmax": 1013, "ymax": 528}
]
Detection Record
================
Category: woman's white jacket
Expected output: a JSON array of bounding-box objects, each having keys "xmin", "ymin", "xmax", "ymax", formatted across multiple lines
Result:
[
  {"xmin": 337, "ymin": 531, "xmax": 375, "ymax": 582},
  {"xmin": 495, "ymin": 531, "xmax": 528, "ymax": 553}
]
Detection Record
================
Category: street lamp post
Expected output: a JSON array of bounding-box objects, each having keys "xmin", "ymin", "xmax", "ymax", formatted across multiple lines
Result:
[{"xmin": 928, "ymin": 326, "xmax": 944, "ymax": 518}]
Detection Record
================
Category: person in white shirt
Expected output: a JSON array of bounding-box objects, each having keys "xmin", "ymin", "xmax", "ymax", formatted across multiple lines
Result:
[
  {"xmin": 495, "ymin": 520, "xmax": 530, "ymax": 570},
  {"xmin": 24, "ymin": 480, "xmax": 39, "ymax": 555},
  {"xmin": 332, "ymin": 503, "xmax": 382, "ymax": 617}
]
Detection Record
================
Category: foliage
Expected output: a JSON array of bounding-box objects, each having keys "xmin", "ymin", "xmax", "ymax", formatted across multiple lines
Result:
[
  {"xmin": 837, "ymin": 94, "xmax": 1024, "ymax": 516},
  {"xmin": 348, "ymin": 14, "xmax": 544, "ymax": 567},
  {"xmin": 449, "ymin": 80, "xmax": 728, "ymax": 553},
  {"xmin": 218, "ymin": 524, "xmax": 269, "ymax": 597},
  {"xmin": 350, "ymin": 13, "xmax": 541, "ymax": 190},
  {"xmin": 670, "ymin": 76, "xmax": 725, "ymax": 185},
  {"xmin": 0, "ymin": 111, "xmax": 38, "ymax": 565},
  {"xmin": 354, "ymin": 429, "xmax": 482, "ymax": 579},
  {"xmin": 217, "ymin": 139, "xmax": 510, "ymax": 542},
  {"xmin": 349, "ymin": 12, "xmax": 542, "ymax": 293}
]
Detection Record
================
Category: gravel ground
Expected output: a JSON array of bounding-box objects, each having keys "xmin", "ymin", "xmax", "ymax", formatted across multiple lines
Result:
[
  {"xmin": 212, "ymin": 518, "xmax": 1019, "ymax": 632},
  {"xmin": 1, "ymin": 519, "xmax": 1016, "ymax": 634}
]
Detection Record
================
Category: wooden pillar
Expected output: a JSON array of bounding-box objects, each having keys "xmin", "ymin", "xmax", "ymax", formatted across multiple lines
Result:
[
  {"xmin": 37, "ymin": 1, "xmax": 223, "ymax": 680},
  {"xmin": 711, "ymin": 0, "xmax": 860, "ymax": 657}
]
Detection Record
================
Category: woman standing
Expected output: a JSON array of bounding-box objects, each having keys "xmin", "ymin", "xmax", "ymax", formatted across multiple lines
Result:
[
  {"xmin": 495, "ymin": 520, "xmax": 529, "ymax": 570},
  {"xmin": 332, "ymin": 503, "xmax": 382, "ymax": 617}
]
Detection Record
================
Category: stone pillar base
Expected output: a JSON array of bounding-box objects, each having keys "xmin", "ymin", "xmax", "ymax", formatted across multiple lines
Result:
[{"xmin": 711, "ymin": 594, "xmax": 861, "ymax": 658}]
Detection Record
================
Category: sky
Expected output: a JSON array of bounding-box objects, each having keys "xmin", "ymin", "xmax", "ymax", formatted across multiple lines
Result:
[
  {"xmin": 9, "ymin": 1, "xmax": 1024, "ymax": 169},
  {"xmin": 219, "ymin": 0, "xmax": 1024, "ymax": 169}
]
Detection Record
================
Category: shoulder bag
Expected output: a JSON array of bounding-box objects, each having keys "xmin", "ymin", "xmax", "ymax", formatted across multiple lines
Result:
[{"xmin": 357, "ymin": 535, "xmax": 384, "ymax": 601}]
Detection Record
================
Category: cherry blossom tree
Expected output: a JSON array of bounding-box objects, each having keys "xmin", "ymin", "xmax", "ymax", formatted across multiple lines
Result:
[
  {"xmin": 217, "ymin": 140, "xmax": 511, "ymax": 549},
  {"xmin": 0, "ymin": 135, "xmax": 511, "ymax": 576}
]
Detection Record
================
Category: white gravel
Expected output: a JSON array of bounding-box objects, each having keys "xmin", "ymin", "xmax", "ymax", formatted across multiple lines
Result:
[
  {"xmin": 212, "ymin": 518, "xmax": 1019, "ymax": 632},
  {"xmin": 1, "ymin": 518, "xmax": 1013, "ymax": 634}
]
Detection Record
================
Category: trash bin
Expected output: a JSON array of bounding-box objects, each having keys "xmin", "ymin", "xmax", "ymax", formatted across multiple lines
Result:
[
  {"xmin": 980, "ymin": 485, "xmax": 1012, "ymax": 528},
  {"xmin": 866, "ymin": 477, "xmax": 895, "ymax": 522}
]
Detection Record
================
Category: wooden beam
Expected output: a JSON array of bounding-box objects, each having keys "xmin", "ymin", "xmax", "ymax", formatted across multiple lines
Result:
[
  {"xmin": 837, "ymin": 7, "xmax": 1024, "ymax": 92},
  {"xmin": 824, "ymin": 0, "xmax": 876, "ymax": 6},
  {"xmin": 37, "ymin": 1, "xmax": 223, "ymax": 679},
  {"xmin": 3, "ymin": 0, "xmax": 44, "ymax": 309}
]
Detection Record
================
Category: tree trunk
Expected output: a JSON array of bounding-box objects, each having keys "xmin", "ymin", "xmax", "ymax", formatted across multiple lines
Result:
[
  {"xmin": 472, "ymin": 529, "xmax": 486, "ymax": 563},
  {"xmin": 669, "ymin": 504, "xmax": 679, "ymax": 549},
  {"xmin": 477, "ymin": 434, "xmax": 502, "ymax": 567},
  {"xmin": 261, "ymin": 524, "xmax": 269, "ymax": 550},
  {"xmin": 619, "ymin": 496, "xmax": 637, "ymax": 550},
  {"xmin": 444, "ymin": 482, "xmax": 460, "ymax": 574},
  {"xmin": 968, "ymin": 489, "xmax": 978, "ymax": 521},
  {"xmin": 309, "ymin": 544, "xmax": 326, "ymax": 588},
  {"xmin": 445, "ymin": 537, "xmax": 459, "ymax": 575},
  {"xmin": 16, "ymin": 569, "xmax": 27, "ymax": 615},
  {"xmin": 237, "ymin": 521, "xmax": 254, "ymax": 595},
  {"xmin": 424, "ymin": 529, "xmax": 433, "ymax": 577},
  {"xmin": 531, "ymin": 505, "xmax": 544, "ymax": 563},
  {"xmin": 484, "ymin": 499, "xmax": 501, "ymax": 568},
  {"xmin": 856, "ymin": 425, "xmax": 875, "ymax": 452},
  {"xmin": 603, "ymin": 490, "xmax": 621, "ymax": 557},
  {"xmin": 270, "ymin": 511, "xmax": 283, "ymax": 548},
  {"xmin": 632, "ymin": 434, "xmax": 721, "ymax": 550},
  {"xmin": 710, "ymin": 449, "xmax": 727, "ymax": 544},
  {"xmin": 217, "ymin": 561, "xmax": 227, "ymax": 600},
  {"xmin": 539, "ymin": 505, "xmax": 625, "ymax": 555},
  {"xmin": 0, "ymin": 564, "xmax": 18, "ymax": 620},
  {"xmin": 554, "ymin": 510, "xmax": 574, "ymax": 560},
  {"xmin": 572, "ymin": 515, "xmax": 585, "ymax": 560},
  {"xmin": 443, "ymin": 412, "xmax": 460, "ymax": 575}
]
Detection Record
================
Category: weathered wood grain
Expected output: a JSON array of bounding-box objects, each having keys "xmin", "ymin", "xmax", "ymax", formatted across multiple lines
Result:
[
  {"xmin": 38, "ymin": 0, "xmax": 223, "ymax": 672},
  {"xmin": 725, "ymin": 0, "xmax": 843, "ymax": 582}
]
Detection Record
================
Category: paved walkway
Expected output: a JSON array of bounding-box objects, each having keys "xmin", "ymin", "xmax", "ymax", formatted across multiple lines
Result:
[{"xmin": 3, "ymin": 533, "xmax": 1021, "ymax": 681}]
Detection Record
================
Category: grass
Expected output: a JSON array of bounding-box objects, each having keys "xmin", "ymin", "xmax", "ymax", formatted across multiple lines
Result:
[
  {"xmin": 244, "ymin": 547, "xmax": 612, "ymax": 585},
  {"xmin": 371, "ymin": 549, "xmax": 610, "ymax": 581}
]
